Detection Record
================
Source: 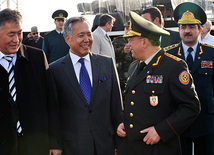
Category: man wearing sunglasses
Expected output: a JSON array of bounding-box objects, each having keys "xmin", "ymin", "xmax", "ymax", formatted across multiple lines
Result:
[{"xmin": 22, "ymin": 26, "xmax": 43, "ymax": 49}]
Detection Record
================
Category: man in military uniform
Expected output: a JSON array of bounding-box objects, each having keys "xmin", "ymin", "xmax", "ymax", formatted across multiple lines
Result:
[
  {"xmin": 116, "ymin": 11, "xmax": 200, "ymax": 155},
  {"xmin": 165, "ymin": 2, "xmax": 214, "ymax": 155},
  {"xmin": 113, "ymin": 21, "xmax": 133, "ymax": 93},
  {"xmin": 42, "ymin": 9, "xmax": 69, "ymax": 63}
]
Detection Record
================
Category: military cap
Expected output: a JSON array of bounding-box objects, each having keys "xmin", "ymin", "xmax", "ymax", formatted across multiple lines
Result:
[
  {"xmin": 174, "ymin": 2, "xmax": 207, "ymax": 25},
  {"xmin": 31, "ymin": 26, "xmax": 38, "ymax": 32},
  {"xmin": 123, "ymin": 11, "xmax": 169, "ymax": 39},
  {"xmin": 52, "ymin": 9, "xmax": 68, "ymax": 20}
]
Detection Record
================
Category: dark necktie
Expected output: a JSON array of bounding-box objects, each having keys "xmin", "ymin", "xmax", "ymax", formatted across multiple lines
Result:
[
  {"xmin": 186, "ymin": 47, "xmax": 193, "ymax": 70},
  {"xmin": 136, "ymin": 61, "xmax": 146, "ymax": 76},
  {"xmin": 79, "ymin": 58, "xmax": 91, "ymax": 104},
  {"xmin": 105, "ymin": 34, "xmax": 110, "ymax": 41},
  {"xmin": 3, "ymin": 55, "xmax": 22, "ymax": 134}
]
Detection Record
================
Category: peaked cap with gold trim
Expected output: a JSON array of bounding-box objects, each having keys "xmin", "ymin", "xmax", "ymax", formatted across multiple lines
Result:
[
  {"xmin": 123, "ymin": 11, "xmax": 169, "ymax": 39},
  {"xmin": 174, "ymin": 2, "xmax": 207, "ymax": 25},
  {"xmin": 52, "ymin": 9, "xmax": 68, "ymax": 20}
]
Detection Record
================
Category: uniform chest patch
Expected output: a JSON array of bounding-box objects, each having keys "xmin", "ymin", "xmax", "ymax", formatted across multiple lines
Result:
[
  {"xmin": 179, "ymin": 70, "xmax": 190, "ymax": 85},
  {"xmin": 201, "ymin": 61, "xmax": 213, "ymax": 68},
  {"xmin": 146, "ymin": 75, "xmax": 163, "ymax": 84}
]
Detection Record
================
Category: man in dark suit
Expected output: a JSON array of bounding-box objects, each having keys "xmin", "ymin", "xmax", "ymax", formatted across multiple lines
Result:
[
  {"xmin": 117, "ymin": 11, "xmax": 200, "ymax": 155},
  {"xmin": 165, "ymin": 2, "xmax": 214, "ymax": 155},
  {"xmin": 0, "ymin": 8, "xmax": 59, "ymax": 155},
  {"xmin": 49, "ymin": 16, "xmax": 123, "ymax": 155},
  {"xmin": 141, "ymin": 7, "xmax": 181, "ymax": 48}
]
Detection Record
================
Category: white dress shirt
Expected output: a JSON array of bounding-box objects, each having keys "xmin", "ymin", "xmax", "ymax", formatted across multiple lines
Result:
[{"xmin": 69, "ymin": 51, "xmax": 93, "ymax": 86}]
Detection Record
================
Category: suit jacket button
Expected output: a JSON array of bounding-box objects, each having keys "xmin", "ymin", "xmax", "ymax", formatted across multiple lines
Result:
[
  {"xmin": 129, "ymin": 124, "xmax": 133, "ymax": 129},
  {"xmin": 130, "ymin": 101, "xmax": 134, "ymax": 106}
]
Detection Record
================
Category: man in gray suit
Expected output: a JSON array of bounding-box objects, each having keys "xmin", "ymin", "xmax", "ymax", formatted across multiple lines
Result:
[
  {"xmin": 91, "ymin": 14, "xmax": 116, "ymax": 61},
  {"xmin": 49, "ymin": 16, "xmax": 123, "ymax": 155}
]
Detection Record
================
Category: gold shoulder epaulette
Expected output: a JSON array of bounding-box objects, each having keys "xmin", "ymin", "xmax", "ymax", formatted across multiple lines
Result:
[
  {"xmin": 163, "ymin": 44, "xmax": 179, "ymax": 52},
  {"xmin": 201, "ymin": 43, "xmax": 214, "ymax": 48},
  {"xmin": 165, "ymin": 53, "xmax": 181, "ymax": 62}
]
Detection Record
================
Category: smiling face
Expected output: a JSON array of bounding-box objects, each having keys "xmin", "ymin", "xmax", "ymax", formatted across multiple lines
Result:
[
  {"xmin": 65, "ymin": 21, "xmax": 93, "ymax": 57},
  {"xmin": 0, "ymin": 21, "xmax": 22, "ymax": 55}
]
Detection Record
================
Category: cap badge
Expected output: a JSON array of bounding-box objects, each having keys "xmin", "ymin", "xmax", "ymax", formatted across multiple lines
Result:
[{"xmin": 178, "ymin": 10, "xmax": 201, "ymax": 24}]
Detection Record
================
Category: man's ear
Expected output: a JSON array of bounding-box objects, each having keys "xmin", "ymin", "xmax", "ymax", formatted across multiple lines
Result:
[{"xmin": 65, "ymin": 34, "xmax": 71, "ymax": 45}]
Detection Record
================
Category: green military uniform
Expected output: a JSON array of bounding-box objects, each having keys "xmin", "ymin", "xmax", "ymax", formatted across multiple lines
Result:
[{"xmin": 113, "ymin": 36, "xmax": 132, "ymax": 93}]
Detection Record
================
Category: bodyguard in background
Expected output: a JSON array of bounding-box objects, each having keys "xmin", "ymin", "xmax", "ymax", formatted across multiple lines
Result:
[
  {"xmin": 0, "ymin": 8, "xmax": 59, "ymax": 155},
  {"xmin": 91, "ymin": 14, "xmax": 116, "ymax": 61},
  {"xmin": 165, "ymin": 2, "xmax": 214, "ymax": 154},
  {"xmin": 49, "ymin": 16, "xmax": 122, "ymax": 155},
  {"xmin": 141, "ymin": 7, "xmax": 181, "ymax": 48},
  {"xmin": 42, "ymin": 9, "xmax": 69, "ymax": 63},
  {"xmin": 22, "ymin": 26, "xmax": 43, "ymax": 49}
]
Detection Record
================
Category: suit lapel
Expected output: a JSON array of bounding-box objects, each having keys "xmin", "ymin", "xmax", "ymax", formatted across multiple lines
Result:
[
  {"xmin": 89, "ymin": 53, "xmax": 100, "ymax": 105},
  {"xmin": 61, "ymin": 54, "xmax": 88, "ymax": 105}
]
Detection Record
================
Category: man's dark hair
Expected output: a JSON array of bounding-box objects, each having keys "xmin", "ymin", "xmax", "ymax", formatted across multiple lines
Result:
[
  {"xmin": 0, "ymin": 8, "xmax": 22, "ymax": 30},
  {"xmin": 141, "ymin": 7, "xmax": 163, "ymax": 25},
  {"xmin": 99, "ymin": 14, "xmax": 116, "ymax": 26},
  {"xmin": 64, "ymin": 16, "xmax": 89, "ymax": 38}
]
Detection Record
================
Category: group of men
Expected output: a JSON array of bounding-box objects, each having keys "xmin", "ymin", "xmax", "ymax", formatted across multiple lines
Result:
[{"xmin": 0, "ymin": 1, "xmax": 214, "ymax": 155}]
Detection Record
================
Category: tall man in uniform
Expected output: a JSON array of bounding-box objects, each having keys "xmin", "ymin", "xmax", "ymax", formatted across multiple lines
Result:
[
  {"xmin": 165, "ymin": 2, "xmax": 214, "ymax": 155},
  {"xmin": 117, "ymin": 11, "xmax": 200, "ymax": 155},
  {"xmin": 42, "ymin": 9, "xmax": 69, "ymax": 63}
]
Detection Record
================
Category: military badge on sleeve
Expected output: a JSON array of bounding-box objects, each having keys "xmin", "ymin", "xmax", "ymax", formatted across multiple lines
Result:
[{"xmin": 179, "ymin": 70, "xmax": 190, "ymax": 85}]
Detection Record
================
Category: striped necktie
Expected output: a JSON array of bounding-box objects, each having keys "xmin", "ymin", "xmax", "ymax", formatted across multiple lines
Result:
[
  {"xmin": 79, "ymin": 58, "xmax": 91, "ymax": 104},
  {"xmin": 4, "ymin": 56, "xmax": 16, "ymax": 101},
  {"xmin": 3, "ymin": 55, "xmax": 22, "ymax": 135}
]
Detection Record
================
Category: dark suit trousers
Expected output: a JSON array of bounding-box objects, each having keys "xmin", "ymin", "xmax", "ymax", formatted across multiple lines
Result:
[{"xmin": 181, "ymin": 132, "xmax": 214, "ymax": 155}]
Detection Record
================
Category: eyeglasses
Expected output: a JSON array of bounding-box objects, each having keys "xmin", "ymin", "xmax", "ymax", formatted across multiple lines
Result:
[{"xmin": 32, "ymin": 32, "xmax": 38, "ymax": 35}]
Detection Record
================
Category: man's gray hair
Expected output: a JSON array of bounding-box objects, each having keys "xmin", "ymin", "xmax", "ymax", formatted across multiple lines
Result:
[
  {"xmin": 0, "ymin": 8, "xmax": 22, "ymax": 31},
  {"xmin": 63, "ymin": 16, "xmax": 89, "ymax": 38}
]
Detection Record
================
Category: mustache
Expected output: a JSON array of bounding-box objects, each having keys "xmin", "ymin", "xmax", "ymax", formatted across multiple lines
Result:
[{"xmin": 184, "ymin": 33, "xmax": 192, "ymax": 36}]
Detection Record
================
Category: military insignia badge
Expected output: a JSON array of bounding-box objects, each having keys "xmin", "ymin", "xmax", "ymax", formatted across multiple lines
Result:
[
  {"xmin": 150, "ymin": 96, "xmax": 158, "ymax": 106},
  {"xmin": 201, "ymin": 61, "xmax": 213, "ymax": 68},
  {"xmin": 179, "ymin": 70, "xmax": 190, "ymax": 85},
  {"xmin": 146, "ymin": 75, "xmax": 163, "ymax": 84}
]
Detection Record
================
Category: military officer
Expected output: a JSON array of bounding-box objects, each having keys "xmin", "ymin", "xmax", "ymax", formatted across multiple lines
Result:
[
  {"xmin": 116, "ymin": 11, "xmax": 200, "ymax": 155},
  {"xmin": 165, "ymin": 2, "xmax": 214, "ymax": 155},
  {"xmin": 42, "ymin": 9, "xmax": 69, "ymax": 63}
]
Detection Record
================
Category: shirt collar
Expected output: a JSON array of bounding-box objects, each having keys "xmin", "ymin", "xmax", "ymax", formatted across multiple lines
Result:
[
  {"xmin": 55, "ymin": 29, "xmax": 64, "ymax": 34},
  {"xmin": 69, "ymin": 51, "xmax": 90, "ymax": 65},
  {"xmin": 143, "ymin": 49, "xmax": 161, "ymax": 65},
  {"xmin": 182, "ymin": 41, "xmax": 198, "ymax": 55}
]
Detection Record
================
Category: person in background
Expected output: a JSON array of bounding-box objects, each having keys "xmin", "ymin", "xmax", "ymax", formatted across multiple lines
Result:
[
  {"xmin": 49, "ymin": 16, "xmax": 123, "ymax": 155},
  {"xmin": 113, "ymin": 21, "xmax": 133, "ymax": 94},
  {"xmin": 165, "ymin": 2, "xmax": 214, "ymax": 155},
  {"xmin": 117, "ymin": 11, "xmax": 200, "ymax": 155},
  {"xmin": 198, "ymin": 19, "xmax": 214, "ymax": 46},
  {"xmin": 0, "ymin": 8, "xmax": 59, "ymax": 155},
  {"xmin": 22, "ymin": 26, "xmax": 43, "ymax": 49},
  {"xmin": 141, "ymin": 7, "xmax": 181, "ymax": 48},
  {"xmin": 42, "ymin": 9, "xmax": 69, "ymax": 63},
  {"xmin": 91, "ymin": 14, "xmax": 116, "ymax": 61}
]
